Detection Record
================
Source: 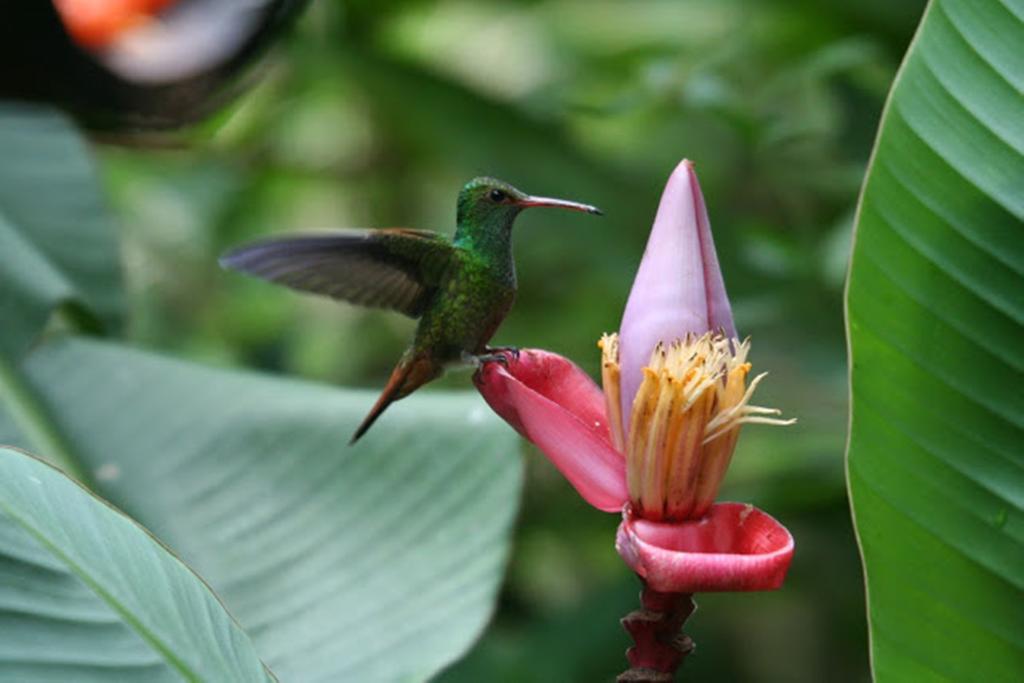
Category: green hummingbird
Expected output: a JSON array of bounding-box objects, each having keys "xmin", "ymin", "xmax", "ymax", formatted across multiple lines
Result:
[{"xmin": 220, "ymin": 177, "xmax": 602, "ymax": 443}]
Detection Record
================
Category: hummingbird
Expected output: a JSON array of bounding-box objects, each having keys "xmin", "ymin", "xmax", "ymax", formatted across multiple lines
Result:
[{"xmin": 220, "ymin": 177, "xmax": 602, "ymax": 443}]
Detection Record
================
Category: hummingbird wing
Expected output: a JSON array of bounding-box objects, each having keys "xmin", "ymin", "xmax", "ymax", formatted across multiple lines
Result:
[{"xmin": 219, "ymin": 229, "xmax": 455, "ymax": 317}]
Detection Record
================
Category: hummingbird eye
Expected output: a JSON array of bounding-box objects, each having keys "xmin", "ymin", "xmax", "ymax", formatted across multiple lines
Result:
[{"xmin": 488, "ymin": 189, "xmax": 508, "ymax": 203}]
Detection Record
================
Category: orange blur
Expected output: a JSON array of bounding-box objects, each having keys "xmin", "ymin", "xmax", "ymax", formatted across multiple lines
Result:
[{"xmin": 54, "ymin": 0, "xmax": 176, "ymax": 48}]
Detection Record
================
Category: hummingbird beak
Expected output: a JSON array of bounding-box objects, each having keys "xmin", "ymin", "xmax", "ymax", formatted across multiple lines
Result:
[{"xmin": 518, "ymin": 195, "xmax": 604, "ymax": 216}]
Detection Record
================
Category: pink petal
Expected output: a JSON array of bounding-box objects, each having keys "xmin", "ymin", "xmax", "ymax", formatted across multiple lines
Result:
[
  {"xmin": 474, "ymin": 350, "xmax": 628, "ymax": 512},
  {"xmin": 619, "ymin": 160, "xmax": 736, "ymax": 430},
  {"xmin": 615, "ymin": 502, "xmax": 794, "ymax": 592}
]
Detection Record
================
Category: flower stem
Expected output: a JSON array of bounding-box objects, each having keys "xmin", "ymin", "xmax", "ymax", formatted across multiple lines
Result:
[{"xmin": 618, "ymin": 580, "xmax": 696, "ymax": 682}]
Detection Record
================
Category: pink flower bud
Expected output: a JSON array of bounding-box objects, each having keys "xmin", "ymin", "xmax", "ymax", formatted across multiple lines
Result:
[{"xmin": 618, "ymin": 160, "xmax": 736, "ymax": 433}]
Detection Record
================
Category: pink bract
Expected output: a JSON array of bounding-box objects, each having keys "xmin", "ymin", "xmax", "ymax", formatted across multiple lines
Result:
[
  {"xmin": 615, "ymin": 502, "xmax": 794, "ymax": 593},
  {"xmin": 618, "ymin": 160, "xmax": 736, "ymax": 432},
  {"xmin": 474, "ymin": 350, "xmax": 628, "ymax": 512}
]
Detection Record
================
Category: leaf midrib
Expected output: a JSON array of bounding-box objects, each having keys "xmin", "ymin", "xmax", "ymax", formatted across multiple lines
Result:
[{"xmin": 0, "ymin": 494, "xmax": 200, "ymax": 680}]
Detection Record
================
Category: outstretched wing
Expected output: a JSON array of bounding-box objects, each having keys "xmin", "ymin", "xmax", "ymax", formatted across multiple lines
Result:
[{"xmin": 219, "ymin": 229, "xmax": 455, "ymax": 318}]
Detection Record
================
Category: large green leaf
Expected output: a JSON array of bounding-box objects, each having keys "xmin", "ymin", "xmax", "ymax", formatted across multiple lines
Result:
[
  {"xmin": 0, "ymin": 447, "xmax": 271, "ymax": 681},
  {"xmin": 0, "ymin": 103, "xmax": 122, "ymax": 359},
  {"xmin": 845, "ymin": 0, "xmax": 1024, "ymax": 680},
  {"xmin": 3, "ymin": 335, "xmax": 521, "ymax": 682}
]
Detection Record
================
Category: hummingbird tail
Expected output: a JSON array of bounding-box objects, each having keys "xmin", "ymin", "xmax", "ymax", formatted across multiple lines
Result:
[{"xmin": 350, "ymin": 355, "xmax": 442, "ymax": 444}]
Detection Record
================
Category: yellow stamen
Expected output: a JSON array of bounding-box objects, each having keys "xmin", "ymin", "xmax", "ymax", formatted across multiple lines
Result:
[
  {"xmin": 639, "ymin": 373, "xmax": 676, "ymax": 519},
  {"xmin": 693, "ymin": 361, "xmax": 750, "ymax": 517},
  {"xmin": 664, "ymin": 388, "xmax": 714, "ymax": 520},
  {"xmin": 598, "ymin": 334, "xmax": 625, "ymax": 452},
  {"xmin": 625, "ymin": 367, "xmax": 658, "ymax": 506},
  {"xmin": 598, "ymin": 331, "xmax": 794, "ymax": 521}
]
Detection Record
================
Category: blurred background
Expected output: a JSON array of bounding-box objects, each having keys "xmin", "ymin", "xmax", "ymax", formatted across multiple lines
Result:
[{"xmin": 95, "ymin": 1, "xmax": 926, "ymax": 680}]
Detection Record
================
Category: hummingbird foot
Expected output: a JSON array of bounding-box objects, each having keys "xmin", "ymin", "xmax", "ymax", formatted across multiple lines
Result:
[
  {"xmin": 463, "ymin": 350, "xmax": 513, "ymax": 367},
  {"xmin": 484, "ymin": 345, "xmax": 520, "ymax": 360}
]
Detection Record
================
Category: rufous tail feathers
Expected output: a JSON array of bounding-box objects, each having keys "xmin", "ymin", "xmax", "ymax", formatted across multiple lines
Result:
[{"xmin": 350, "ymin": 355, "xmax": 441, "ymax": 444}]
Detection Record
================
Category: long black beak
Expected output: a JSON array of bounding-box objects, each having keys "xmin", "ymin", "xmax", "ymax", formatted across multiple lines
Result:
[{"xmin": 518, "ymin": 195, "xmax": 603, "ymax": 215}]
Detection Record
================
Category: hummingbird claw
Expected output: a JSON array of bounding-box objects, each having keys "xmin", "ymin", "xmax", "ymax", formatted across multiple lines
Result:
[
  {"xmin": 471, "ymin": 350, "xmax": 513, "ymax": 367},
  {"xmin": 485, "ymin": 345, "xmax": 520, "ymax": 361}
]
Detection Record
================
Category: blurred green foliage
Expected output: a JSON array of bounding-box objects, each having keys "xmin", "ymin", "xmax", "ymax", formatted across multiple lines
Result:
[{"xmin": 98, "ymin": 1, "xmax": 924, "ymax": 680}]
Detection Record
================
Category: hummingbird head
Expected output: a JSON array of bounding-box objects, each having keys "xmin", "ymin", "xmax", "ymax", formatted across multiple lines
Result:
[{"xmin": 456, "ymin": 177, "xmax": 602, "ymax": 230}]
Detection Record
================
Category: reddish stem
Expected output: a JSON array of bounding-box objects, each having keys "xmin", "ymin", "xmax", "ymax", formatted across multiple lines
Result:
[{"xmin": 618, "ymin": 580, "xmax": 696, "ymax": 682}]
